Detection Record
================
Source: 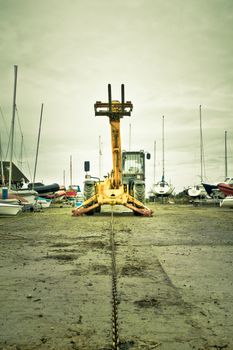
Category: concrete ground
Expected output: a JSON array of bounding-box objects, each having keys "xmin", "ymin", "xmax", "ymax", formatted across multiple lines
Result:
[{"xmin": 0, "ymin": 204, "xmax": 232, "ymax": 350}]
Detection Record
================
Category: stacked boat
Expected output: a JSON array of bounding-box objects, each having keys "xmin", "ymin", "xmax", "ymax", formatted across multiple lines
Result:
[
  {"xmin": 0, "ymin": 185, "xmax": 38, "ymax": 214},
  {"xmin": 0, "ymin": 188, "xmax": 22, "ymax": 216},
  {"xmin": 0, "ymin": 202, "xmax": 22, "ymax": 216},
  {"xmin": 28, "ymin": 183, "xmax": 83, "ymax": 207},
  {"xmin": 10, "ymin": 189, "xmax": 38, "ymax": 208},
  {"xmin": 28, "ymin": 183, "xmax": 61, "ymax": 206},
  {"xmin": 36, "ymin": 197, "xmax": 52, "ymax": 209}
]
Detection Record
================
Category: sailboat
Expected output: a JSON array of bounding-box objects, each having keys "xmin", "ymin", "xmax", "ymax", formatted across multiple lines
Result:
[
  {"xmin": 220, "ymin": 133, "xmax": 233, "ymax": 204},
  {"xmin": 0, "ymin": 131, "xmax": 5, "ymax": 187},
  {"xmin": 218, "ymin": 132, "xmax": 233, "ymax": 196},
  {"xmin": 218, "ymin": 182, "xmax": 233, "ymax": 197},
  {"xmin": 203, "ymin": 131, "xmax": 232, "ymax": 198},
  {"xmin": 7, "ymin": 66, "xmax": 38, "ymax": 207},
  {"xmin": 0, "ymin": 123, "xmax": 23, "ymax": 214},
  {"xmin": 188, "ymin": 105, "xmax": 207, "ymax": 199},
  {"xmin": 152, "ymin": 116, "xmax": 174, "ymax": 197}
]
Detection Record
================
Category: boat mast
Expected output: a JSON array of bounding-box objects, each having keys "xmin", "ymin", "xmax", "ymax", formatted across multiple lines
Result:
[
  {"xmin": 162, "ymin": 116, "xmax": 165, "ymax": 182},
  {"xmin": 153, "ymin": 140, "xmax": 156, "ymax": 184},
  {"xmin": 18, "ymin": 134, "xmax": 23, "ymax": 170},
  {"xmin": 225, "ymin": 130, "xmax": 228, "ymax": 179},
  {"xmin": 33, "ymin": 103, "xmax": 44, "ymax": 189},
  {"xmin": 63, "ymin": 169, "xmax": 65, "ymax": 187},
  {"xmin": 9, "ymin": 65, "xmax": 18, "ymax": 191},
  {"xmin": 70, "ymin": 155, "xmax": 72, "ymax": 187},
  {"xmin": 199, "ymin": 105, "xmax": 203, "ymax": 183},
  {"xmin": 0, "ymin": 132, "xmax": 5, "ymax": 186}
]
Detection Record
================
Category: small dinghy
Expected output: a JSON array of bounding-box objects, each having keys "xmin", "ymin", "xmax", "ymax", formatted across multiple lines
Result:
[
  {"xmin": 0, "ymin": 202, "xmax": 22, "ymax": 216},
  {"xmin": 36, "ymin": 197, "xmax": 51, "ymax": 208},
  {"xmin": 28, "ymin": 183, "xmax": 60, "ymax": 195}
]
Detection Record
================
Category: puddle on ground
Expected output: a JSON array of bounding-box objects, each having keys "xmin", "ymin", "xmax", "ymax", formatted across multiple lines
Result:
[
  {"xmin": 44, "ymin": 254, "xmax": 77, "ymax": 261},
  {"xmin": 119, "ymin": 340, "xmax": 135, "ymax": 350},
  {"xmin": 50, "ymin": 242, "xmax": 72, "ymax": 247},
  {"xmin": 91, "ymin": 264, "xmax": 110, "ymax": 275},
  {"xmin": 121, "ymin": 265, "xmax": 147, "ymax": 276},
  {"xmin": 134, "ymin": 298, "xmax": 159, "ymax": 308}
]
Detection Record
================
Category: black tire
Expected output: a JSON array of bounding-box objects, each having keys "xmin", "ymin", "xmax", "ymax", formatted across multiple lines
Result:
[
  {"xmin": 83, "ymin": 180, "xmax": 96, "ymax": 215},
  {"xmin": 133, "ymin": 210, "xmax": 142, "ymax": 216},
  {"xmin": 85, "ymin": 210, "xmax": 94, "ymax": 215},
  {"xmin": 133, "ymin": 182, "xmax": 145, "ymax": 203},
  {"xmin": 95, "ymin": 206, "xmax": 101, "ymax": 213},
  {"xmin": 84, "ymin": 181, "xmax": 96, "ymax": 201}
]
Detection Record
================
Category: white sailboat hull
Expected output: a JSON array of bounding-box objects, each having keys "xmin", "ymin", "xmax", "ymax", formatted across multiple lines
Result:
[
  {"xmin": 153, "ymin": 182, "xmax": 174, "ymax": 197},
  {"xmin": 0, "ymin": 203, "xmax": 22, "ymax": 216},
  {"xmin": 220, "ymin": 196, "xmax": 233, "ymax": 208},
  {"xmin": 152, "ymin": 116, "xmax": 174, "ymax": 198},
  {"xmin": 188, "ymin": 185, "xmax": 206, "ymax": 198}
]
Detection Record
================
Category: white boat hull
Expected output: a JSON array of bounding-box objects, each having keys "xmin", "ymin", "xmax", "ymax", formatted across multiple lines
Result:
[
  {"xmin": 10, "ymin": 190, "xmax": 38, "ymax": 205},
  {"xmin": 52, "ymin": 195, "xmax": 65, "ymax": 203},
  {"xmin": 0, "ymin": 198, "xmax": 20, "ymax": 205},
  {"xmin": 0, "ymin": 203, "xmax": 22, "ymax": 216},
  {"xmin": 37, "ymin": 198, "xmax": 51, "ymax": 208},
  {"xmin": 220, "ymin": 196, "xmax": 233, "ymax": 208},
  {"xmin": 153, "ymin": 182, "xmax": 174, "ymax": 197},
  {"xmin": 188, "ymin": 185, "xmax": 206, "ymax": 198}
]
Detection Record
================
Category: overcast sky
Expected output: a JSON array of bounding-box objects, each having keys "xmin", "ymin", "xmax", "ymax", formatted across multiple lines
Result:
[{"xmin": 0, "ymin": 0, "xmax": 232, "ymax": 192}]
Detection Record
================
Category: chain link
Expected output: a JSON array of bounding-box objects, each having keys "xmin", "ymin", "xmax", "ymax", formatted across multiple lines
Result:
[{"xmin": 110, "ymin": 208, "xmax": 120, "ymax": 350}]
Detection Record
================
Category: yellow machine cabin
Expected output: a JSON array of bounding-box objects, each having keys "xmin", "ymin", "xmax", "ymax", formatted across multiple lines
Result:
[{"xmin": 72, "ymin": 84, "xmax": 152, "ymax": 216}]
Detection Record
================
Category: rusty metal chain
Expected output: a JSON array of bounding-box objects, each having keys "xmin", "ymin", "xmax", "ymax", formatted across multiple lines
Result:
[{"xmin": 110, "ymin": 208, "xmax": 120, "ymax": 350}]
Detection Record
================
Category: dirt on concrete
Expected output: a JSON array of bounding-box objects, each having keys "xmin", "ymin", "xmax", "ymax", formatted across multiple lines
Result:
[{"xmin": 0, "ymin": 203, "xmax": 233, "ymax": 350}]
